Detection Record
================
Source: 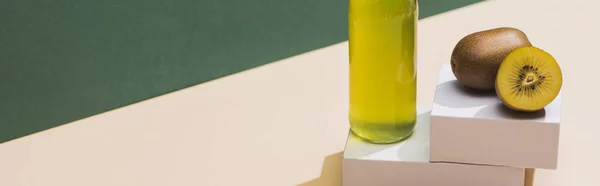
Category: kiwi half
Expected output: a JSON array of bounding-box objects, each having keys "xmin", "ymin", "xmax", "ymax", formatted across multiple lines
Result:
[{"xmin": 496, "ymin": 46, "xmax": 562, "ymax": 112}]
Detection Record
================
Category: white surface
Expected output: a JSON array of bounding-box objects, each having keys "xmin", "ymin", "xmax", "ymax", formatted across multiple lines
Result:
[
  {"xmin": 1, "ymin": 0, "xmax": 599, "ymax": 186},
  {"xmin": 343, "ymin": 107, "xmax": 431, "ymax": 162},
  {"xmin": 343, "ymin": 158, "xmax": 525, "ymax": 186},
  {"xmin": 343, "ymin": 108, "xmax": 525, "ymax": 186},
  {"xmin": 430, "ymin": 64, "xmax": 560, "ymax": 169},
  {"xmin": 432, "ymin": 64, "xmax": 562, "ymax": 123}
]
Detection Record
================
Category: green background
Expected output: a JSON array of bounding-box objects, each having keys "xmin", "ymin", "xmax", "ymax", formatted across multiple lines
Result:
[{"xmin": 0, "ymin": 0, "xmax": 483, "ymax": 143}]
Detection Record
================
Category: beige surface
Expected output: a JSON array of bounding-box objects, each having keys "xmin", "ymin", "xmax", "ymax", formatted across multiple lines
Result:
[{"xmin": 0, "ymin": 0, "xmax": 598, "ymax": 185}]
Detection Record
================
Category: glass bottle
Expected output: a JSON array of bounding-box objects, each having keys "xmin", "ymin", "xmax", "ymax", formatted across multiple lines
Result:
[{"xmin": 348, "ymin": 0, "xmax": 418, "ymax": 143}]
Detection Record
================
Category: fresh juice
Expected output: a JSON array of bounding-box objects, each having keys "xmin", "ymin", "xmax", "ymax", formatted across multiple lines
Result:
[{"xmin": 349, "ymin": 0, "xmax": 418, "ymax": 143}]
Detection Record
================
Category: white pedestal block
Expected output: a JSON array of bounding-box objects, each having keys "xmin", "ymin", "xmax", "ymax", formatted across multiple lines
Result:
[
  {"xmin": 430, "ymin": 64, "xmax": 561, "ymax": 169},
  {"xmin": 342, "ymin": 108, "xmax": 525, "ymax": 186}
]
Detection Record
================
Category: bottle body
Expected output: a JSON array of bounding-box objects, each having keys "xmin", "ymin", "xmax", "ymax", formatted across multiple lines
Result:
[{"xmin": 349, "ymin": 0, "xmax": 418, "ymax": 143}]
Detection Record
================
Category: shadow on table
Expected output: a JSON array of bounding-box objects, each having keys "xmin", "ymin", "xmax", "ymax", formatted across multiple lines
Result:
[
  {"xmin": 474, "ymin": 103, "xmax": 546, "ymax": 120},
  {"xmin": 297, "ymin": 151, "xmax": 343, "ymax": 186},
  {"xmin": 434, "ymin": 80, "xmax": 498, "ymax": 108}
]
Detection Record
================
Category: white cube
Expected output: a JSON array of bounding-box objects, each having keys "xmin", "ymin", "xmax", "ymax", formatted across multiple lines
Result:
[
  {"xmin": 430, "ymin": 64, "xmax": 561, "ymax": 169},
  {"xmin": 342, "ymin": 107, "xmax": 525, "ymax": 186}
]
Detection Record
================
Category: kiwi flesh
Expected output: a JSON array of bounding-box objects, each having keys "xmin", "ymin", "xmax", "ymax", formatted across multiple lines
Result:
[
  {"xmin": 496, "ymin": 46, "xmax": 562, "ymax": 112},
  {"xmin": 451, "ymin": 27, "xmax": 532, "ymax": 90}
]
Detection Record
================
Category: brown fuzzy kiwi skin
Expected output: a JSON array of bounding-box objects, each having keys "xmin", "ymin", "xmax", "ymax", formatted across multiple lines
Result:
[{"xmin": 451, "ymin": 27, "xmax": 532, "ymax": 90}]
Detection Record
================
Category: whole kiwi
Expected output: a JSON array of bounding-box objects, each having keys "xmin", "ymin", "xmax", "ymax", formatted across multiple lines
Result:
[{"xmin": 451, "ymin": 27, "xmax": 532, "ymax": 90}]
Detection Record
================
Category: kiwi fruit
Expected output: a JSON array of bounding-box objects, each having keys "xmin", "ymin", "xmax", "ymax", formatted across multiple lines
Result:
[
  {"xmin": 451, "ymin": 27, "xmax": 532, "ymax": 90},
  {"xmin": 496, "ymin": 46, "xmax": 562, "ymax": 112}
]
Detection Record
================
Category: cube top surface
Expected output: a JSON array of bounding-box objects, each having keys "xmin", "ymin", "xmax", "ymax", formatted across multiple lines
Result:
[
  {"xmin": 343, "ymin": 107, "xmax": 431, "ymax": 162},
  {"xmin": 432, "ymin": 64, "xmax": 561, "ymax": 124}
]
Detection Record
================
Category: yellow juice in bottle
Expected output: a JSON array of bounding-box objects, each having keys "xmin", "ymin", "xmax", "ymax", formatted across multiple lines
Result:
[{"xmin": 349, "ymin": 0, "xmax": 417, "ymax": 143}]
